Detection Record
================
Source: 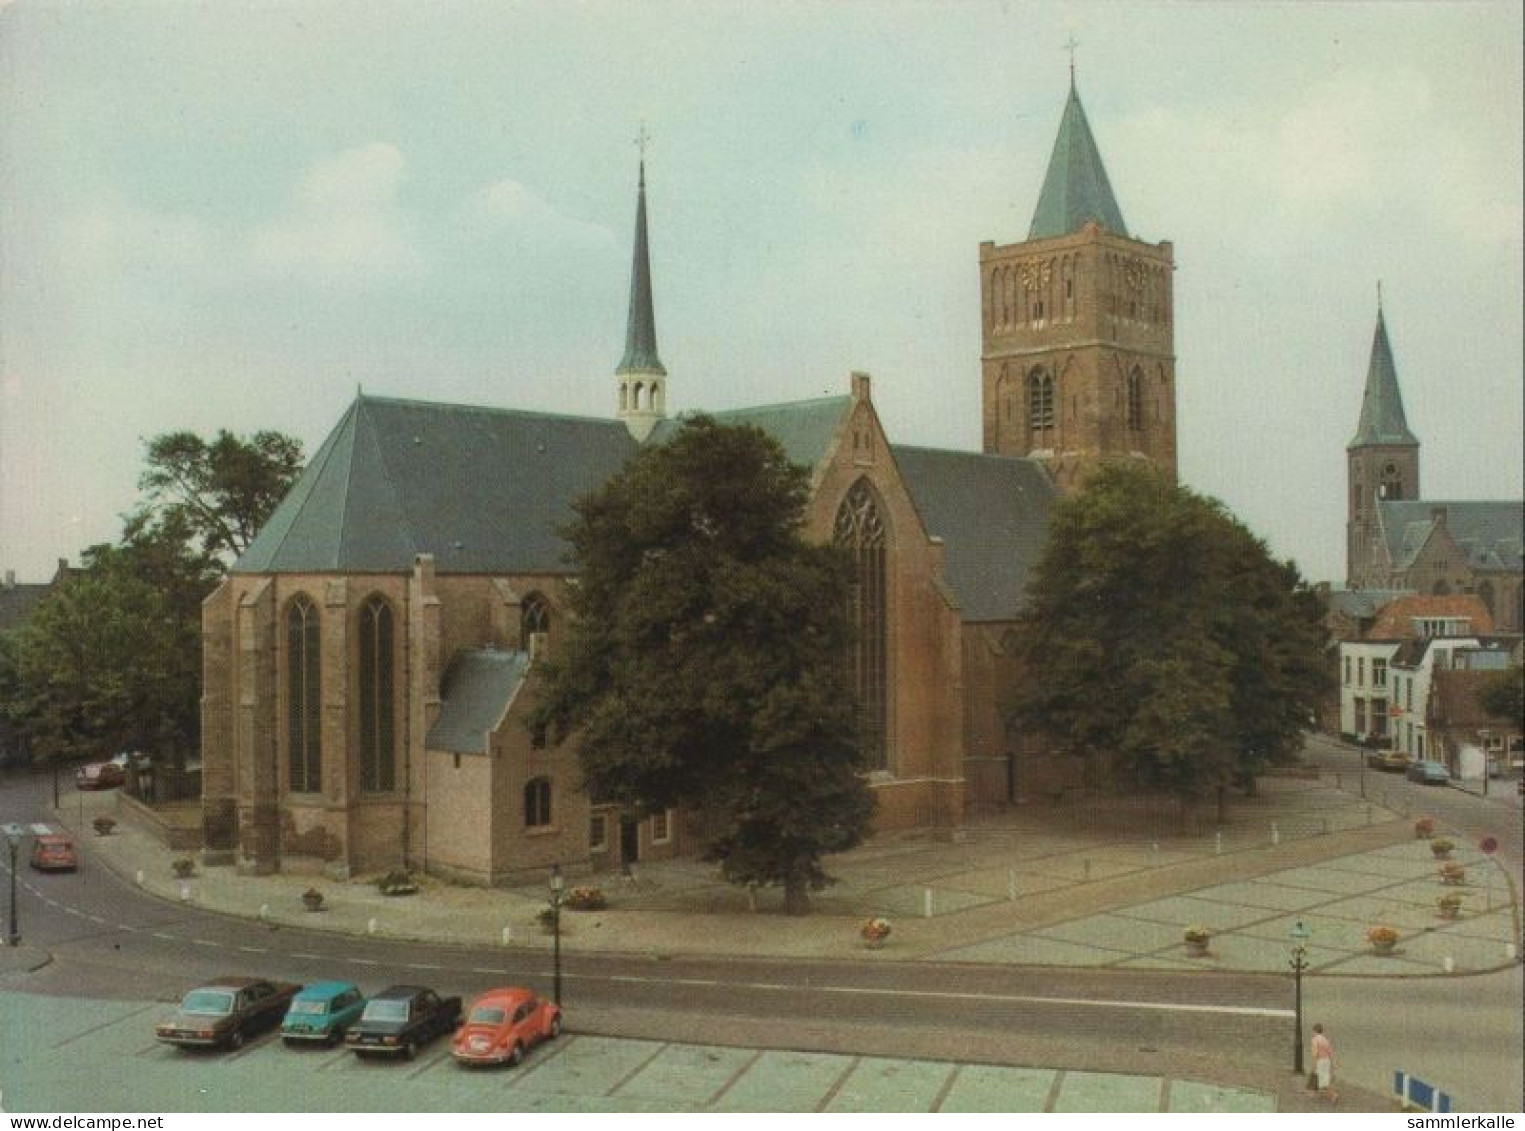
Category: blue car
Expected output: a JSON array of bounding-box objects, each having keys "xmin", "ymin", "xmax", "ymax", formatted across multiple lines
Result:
[
  {"xmin": 281, "ymin": 981, "xmax": 367, "ymax": 1046},
  {"xmin": 1405, "ymin": 760, "xmax": 1450, "ymax": 785}
]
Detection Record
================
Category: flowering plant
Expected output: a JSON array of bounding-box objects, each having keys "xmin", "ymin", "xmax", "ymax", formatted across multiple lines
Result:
[
  {"xmin": 566, "ymin": 885, "xmax": 607, "ymax": 911},
  {"xmin": 1366, "ymin": 924, "xmax": 1399, "ymax": 946},
  {"xmin": 861, "ymin": 917, "xmax": 891, "ymax": 942}
]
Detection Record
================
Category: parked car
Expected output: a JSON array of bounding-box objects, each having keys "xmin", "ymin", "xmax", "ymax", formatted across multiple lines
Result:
[
  {"xmin": 280, "ymin": 981, "xmax": 367, "ymax": 1046},
  {"xmin": 29, "ymin": 834, "xmax": 78, "ymax": 872},
  {"xmin": 1406, "ymin": 760, "xmax": 1451, "ymax": 785},
  {"xmin": 155, "ymin": 976, "xmax": 302, "ymax": 1050},
  {"xmin": 451, "ymin": 987, "xmax": 562, "ymax": 1067},
  {"xmin": 75, "ymin": 760, "xmax": 125, "ymax": 791},
  {"xmin": 345, "ymin": 985, "xmax": 462, "ymax": 1060}
]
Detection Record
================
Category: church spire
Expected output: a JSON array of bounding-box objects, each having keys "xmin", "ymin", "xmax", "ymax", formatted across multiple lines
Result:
[
  {"xmin": 1027, "ymin": 76, "xmax": 1128, "ymax": 240},
  {"xmin": 1348, "ymin": 300, "xmax": 1419, "ymax": 450},
  {"xmin": 616, "ymin": 127, "xmax": 667, "ymax": 440}
]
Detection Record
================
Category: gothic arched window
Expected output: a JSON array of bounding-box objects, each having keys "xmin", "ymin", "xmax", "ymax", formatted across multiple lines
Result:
[
  {"xmin": 359, "ymin": 596, "xmax": 395, "ymax": 793},
  {"xmin": 834, "ymin": 480, "xmax": 888, "ymax": 772},
  {"xmin": 1028, "ymin": 369, "xmax": 1054, "ymax": 438},
  {"xmin": 286, "ymin": 596, "xmax": 322, "ymax": 794},
  {"xmin": 1126, "ymin": 368, "xmax": 1144, "ymax": 431}
]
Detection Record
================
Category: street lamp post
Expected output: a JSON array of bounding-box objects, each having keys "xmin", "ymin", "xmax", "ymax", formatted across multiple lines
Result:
[
  {"xmin": 6, "ymin": 826, "xmax": 21, "ymax": 947},
  {"xmin": 1290, "ymin": 919, "xmax": 1311, "ymax": 1074},
  {"xmin": 549, "ymin": 863, "xmax": 564, "ymax": 1006}
]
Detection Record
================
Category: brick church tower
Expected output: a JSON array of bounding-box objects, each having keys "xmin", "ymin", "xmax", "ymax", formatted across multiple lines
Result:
[
  {"xmin": 979, "ymin": 74, "xmax": 1177, "ymax": 492},
  {"xmin": 1346, "ymin": 298, "xmax": 1421, "ymax": 587}
]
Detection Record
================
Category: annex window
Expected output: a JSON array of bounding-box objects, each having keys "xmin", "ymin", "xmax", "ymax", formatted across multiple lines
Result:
[
  {"xmin": 286, "ymin": 596, "xmax": 322, "ymax": 794},
  {"xmin": 359, "ymin": 596, "xmax": 396, "ymax": 793},
  {"xmin": 524, "ymin": 777, "xmax": 552, "ymax": 829},
  {"xmin": 1027, "ymin": 368, "xmax": 1055, "ymax": 438},
  {"xmin": 834, "ymin": 480, "xmax": 888, "ymax": 772}
]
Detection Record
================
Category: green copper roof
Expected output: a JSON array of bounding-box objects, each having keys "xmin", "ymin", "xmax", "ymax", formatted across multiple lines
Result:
[
  {"xmin": 1349, "ymin": 307, "xmax": 1419, "ymax": 449},
  {"xmin": 1028, "ymin": 81, "xmax": 1128, "ymax": 240},
  {"xmin": 616, "ymin": 161, "xmax": 666, "ymax": 376}
]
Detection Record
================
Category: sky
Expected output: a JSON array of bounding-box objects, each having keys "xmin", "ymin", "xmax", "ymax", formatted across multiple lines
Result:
[{"xmin": 1, "ymin": 0, "xmax": 1521, "ymax": 587}]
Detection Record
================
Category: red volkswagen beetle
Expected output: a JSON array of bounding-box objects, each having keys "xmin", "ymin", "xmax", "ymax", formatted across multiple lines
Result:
[{"xmin": 451, "ymin": 987, "xmax": 561, "ymax": 1067}]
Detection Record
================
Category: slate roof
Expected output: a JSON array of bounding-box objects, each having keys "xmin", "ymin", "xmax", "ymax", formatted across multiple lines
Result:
[
  {"xmin": 1349, "ymin": 307, "xmax": 1419, "ymax": 449},
  {"xmin": 235, "ymin": 396, "xmax": 638, "ymax": 575},
  {"xmin": 1027, "ymin": 80, "xmax": 1128, "ymax": 240},
  {"xmin": 890, "ymin": 446, "xmax": 1057, "ymax": 622},
  {"xmin": 648, "ymin": 397, "xmax": 852, "ymax": 473},
  {"xmin": 1377, "ymin": 501, "xmax": 1524, "ymax": 574},
  {"xmin": 425, "ymin": 649, "xmax": 531, "ymax": 754}
]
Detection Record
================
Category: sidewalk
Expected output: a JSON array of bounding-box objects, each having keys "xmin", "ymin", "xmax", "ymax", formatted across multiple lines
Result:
[{"xmin": 57, "ymin": 772, "xmax": 1523, "ymax": 976}]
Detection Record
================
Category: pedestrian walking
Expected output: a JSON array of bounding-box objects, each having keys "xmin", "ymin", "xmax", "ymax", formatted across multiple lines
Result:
[{"xmin": 1310, "ymin": 1022, "xmax": 1338, "ymax": 1104}]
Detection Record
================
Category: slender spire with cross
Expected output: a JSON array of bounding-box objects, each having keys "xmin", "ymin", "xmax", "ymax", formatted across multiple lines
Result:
[{"xmin": 1064, "ymin": 33, "xmax": 1080, "ymax": 86}]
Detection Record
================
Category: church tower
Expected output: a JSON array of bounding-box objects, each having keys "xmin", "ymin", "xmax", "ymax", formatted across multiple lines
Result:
[
  {"xmin": 616, "ymin": 147, "xmax": 667, "ymax": 441},
  {"xmin": 979, "ymin": 73, "xmax": 1177, "ymax": 492},
  {"xmin": 1346, "ymin": 297, "xmax": 1420, "ymax": 587}
]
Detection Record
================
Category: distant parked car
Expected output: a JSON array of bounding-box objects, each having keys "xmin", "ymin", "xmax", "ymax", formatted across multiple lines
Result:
[
  {"xmin": 1406, "ymin": 760, "xmax": 1450, "ymax": 785},
  {"xmin": 29, "ymin": 834, "xmax": 78, "ymax": 872},
  {"xmin": 75, "ymin": 761, "xmax": 125, "ymax": 790},
  {"xmin": 281, "ymin": 981, "xmax": 367, "ymax": 1046},
  {"xmin": 345, "ymin": 985, "xmax": 461, "ymax": 1059},
  {"xmin": 451, "ymin": 987, "xmax": 561, "ymax": 1067},
  {"xmin": 155, "ymin": 976, "xmax": 302, "ymax": 1050}
]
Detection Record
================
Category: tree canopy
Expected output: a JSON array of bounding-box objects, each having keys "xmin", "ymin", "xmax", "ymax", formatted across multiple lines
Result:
[
  {"xmin": 1009, "ymin": 463, "xmax": 1328, "ymax": 804},
  {"xmin": 534, "ymin": 416, "xmax": 874, "ymax": 913},
  {"xmin": 8, "ymin": 429, "xmax": 303, "ymax": 767}
]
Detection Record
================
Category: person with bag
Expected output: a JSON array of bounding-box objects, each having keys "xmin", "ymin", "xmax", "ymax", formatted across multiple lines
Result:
[{"xmin": 1310, "ymin": 1022, "xmax": 1338, "ymax": 1104}]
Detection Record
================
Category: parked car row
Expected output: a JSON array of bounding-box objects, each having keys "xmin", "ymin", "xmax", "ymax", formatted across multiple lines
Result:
[{"xmin": 155, "ymin": 977, "xmax": 561, "ymax": 1067}]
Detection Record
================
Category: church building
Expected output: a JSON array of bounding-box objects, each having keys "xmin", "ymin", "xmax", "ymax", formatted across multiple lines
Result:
[
  {"xmin": 1345, "ymin": 301, "xmax": 1523, "ymax": 632},
  {"xmin": 199, "ymin": 76, "xmax": 1179, "ymax": 884}
]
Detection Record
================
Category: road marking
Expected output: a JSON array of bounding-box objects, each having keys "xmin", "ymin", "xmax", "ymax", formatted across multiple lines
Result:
[{"xmin": 595, "ymin": 972, "xmax": 1292, "ymax": 1019}]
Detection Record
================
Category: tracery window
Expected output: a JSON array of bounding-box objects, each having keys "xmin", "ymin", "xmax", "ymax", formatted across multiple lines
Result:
[
  {"xmin": 359, "ymin": 596, "xmax": 395, "ymax": 793},
  {"xmin": 286, "ymin": 596, "xmax": 322, "ymax": 794},
  {"xmin": 834, "ymin": 481, "xmax": 888, "ymax": 772}
]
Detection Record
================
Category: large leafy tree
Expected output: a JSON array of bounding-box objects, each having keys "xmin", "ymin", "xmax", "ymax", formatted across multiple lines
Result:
[
  {"xmin": 535, "ymin": 416, "xmax": 874, "ymax": 914},
  {"xmin": 1010, "ymin": 463, "xmax": 1328, "ymax": 811},
  {"xmin": 13, "ymin": 430, "xmax": 302, "ymax": 768}
]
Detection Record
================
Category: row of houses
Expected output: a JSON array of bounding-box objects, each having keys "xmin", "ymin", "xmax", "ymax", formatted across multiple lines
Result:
[{"xmin": 1332, "ymin": 591, "xmax": 1522, "ymax": 778}]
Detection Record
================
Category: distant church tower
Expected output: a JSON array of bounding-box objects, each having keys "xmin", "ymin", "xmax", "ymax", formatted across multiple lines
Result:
[
  {"xmin": 979, "ymin": 71, "xmax": 1177, "ymax": 492},
  {"xmin": 616, "ymin": 144, "xmax": 668, "ymax": 441},
  {"xmin": 1346, "ymin": 296, "xmax": 1421, "ymax": 587}
]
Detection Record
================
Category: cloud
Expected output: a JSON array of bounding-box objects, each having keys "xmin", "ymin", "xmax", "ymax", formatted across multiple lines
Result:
[
  {"xmin": 465, "ymin": 177, "xmax": 615, "ymax": 252},
  {"xmin": 247, "ymin": 143, "xmax": 425, "ymax": 285}
]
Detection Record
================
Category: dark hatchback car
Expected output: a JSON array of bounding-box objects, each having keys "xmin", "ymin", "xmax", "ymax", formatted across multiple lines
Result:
[
  {"xmin": 1406, "ymin": 760, "xmax": 1451, "ymax": 785},
  {"xmin": 155, "ymin": 977, "xmax": 302, "ymax": 1050}
]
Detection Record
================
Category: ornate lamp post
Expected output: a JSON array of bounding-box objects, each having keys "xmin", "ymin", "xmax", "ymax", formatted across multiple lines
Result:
[
  {"xmin": 549, "ymin": 863, "xmax": 564, "ymax": 1006},
  {"xmin": 6, "ymin": 825, "xmax": 21, "ymax": 947},
  {"xmin": 1290, "ymin": 919, "xmax": 1311, "ymax": 1073}
]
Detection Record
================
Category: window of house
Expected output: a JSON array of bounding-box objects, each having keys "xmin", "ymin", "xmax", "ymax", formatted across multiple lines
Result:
[
  {"xmin": 359, "ymin": 596, "xmax": 395, "ymax": 792},
  {"xmin": 524, "ymin": 778, "xmax": 552, "ymax": 828},
  {"xmin": 589, "ymin": 814, "xmax": 607, "ymax": 852},
  {"xmin": 651, "ymin": 809, "xmax": 672, "ymax": 844},
  {"xmin": 286, "ymin": 596, "xmax": 322, "ymax": 794},
  {"xmin": 834, "ymin": 480, "xmax": 888, "ymax": 773}
]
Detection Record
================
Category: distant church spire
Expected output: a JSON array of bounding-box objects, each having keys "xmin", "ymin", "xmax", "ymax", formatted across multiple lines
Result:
[
  {"xmin": 616, "ymin": 127, "xmax": 667, "ymax": 441},
  {"xmin": 1348, "ymin": 299, "xmax": 1419, "ymax": 450},
  {"xmin": 1027, "ymin": 74, "xmax": 1127, "ymax": 240}
]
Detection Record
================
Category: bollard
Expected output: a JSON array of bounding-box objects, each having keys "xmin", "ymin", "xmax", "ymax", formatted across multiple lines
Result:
[
  {"xmin": 367, "ymin": 917, "xmax": 378, "ymax": 936},
  {"xmin": 501, "ymin": 926, "xmax": 513, "ymax": 947},
  {"xmin": 1215, "ymin": 831, "xmax": 1223, "ymax": 855},
  {"xmin": 923, "ymin": 888, "xmax": 933, "ymax": 918}
]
